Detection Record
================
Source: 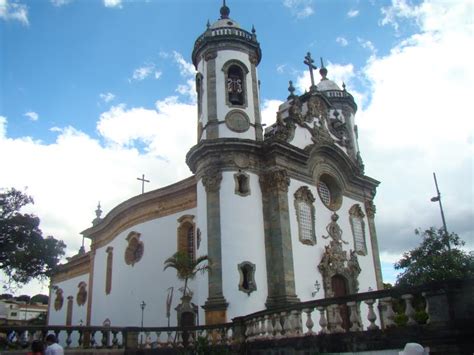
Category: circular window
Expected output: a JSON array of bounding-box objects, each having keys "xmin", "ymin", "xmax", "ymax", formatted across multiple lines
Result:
[{"xmin": 317, "ymin": 174, "xmax": 342, "ymax": 210}]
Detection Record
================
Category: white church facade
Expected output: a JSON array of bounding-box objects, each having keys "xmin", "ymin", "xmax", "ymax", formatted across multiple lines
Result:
[{"xmin": 47, "ymin": 3, "xmax": 383, "ymax": 330}]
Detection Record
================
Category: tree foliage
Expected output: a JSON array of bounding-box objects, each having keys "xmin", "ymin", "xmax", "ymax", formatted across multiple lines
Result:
[
  {"xmin": 395, "ymin": 227, "xmax": 474, "ymax": 287},
  {"xmin": 163, "ymin": 251, "xmax": 209, "ymax": 296},
  {"xmin": 0, "ymin": 188, "xmax": 66, "ymax": 287}
]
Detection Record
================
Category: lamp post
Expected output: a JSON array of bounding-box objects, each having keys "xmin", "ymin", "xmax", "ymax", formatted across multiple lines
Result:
[
  {"xmin": 430, "ymin": 172, "xmax": 450, "ymax": 251},
  {"xmin": 139, "ymin": 301, "xmax": 146, "ymax": 347}
]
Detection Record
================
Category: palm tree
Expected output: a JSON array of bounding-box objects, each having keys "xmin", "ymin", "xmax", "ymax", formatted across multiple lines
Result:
[{"xmin": 163, "ymin": 251, "xmax": 209, "ymax": 297}]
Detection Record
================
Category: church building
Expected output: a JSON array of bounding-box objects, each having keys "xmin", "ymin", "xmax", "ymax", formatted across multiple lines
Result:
[{"xmin": 48, "ymin": 2, "xmax": 383, "ymax": 330}]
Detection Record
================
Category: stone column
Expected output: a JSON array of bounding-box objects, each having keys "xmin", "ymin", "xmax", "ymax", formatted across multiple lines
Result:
[
  {"xmin": 365, "ymin": 199, "xmax": 383, "ymax": 290},
  {"xmin": 260, "ymin": 169, "xmax": 299, "ymax": 308},
  {"xmin": 205, "ymin": 52, "xmax": 219, "ymax": 139},
  {"xmin": 202, "ymin": 169, "xmax": 228, "ymax": 324}
]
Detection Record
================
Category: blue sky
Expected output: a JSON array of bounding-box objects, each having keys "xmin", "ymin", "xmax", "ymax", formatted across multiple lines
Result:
[{"xmin": 1, "ymin": 0, "xmax": 473, "ymax": 294}]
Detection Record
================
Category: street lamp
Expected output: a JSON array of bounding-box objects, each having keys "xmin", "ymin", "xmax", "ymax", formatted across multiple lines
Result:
[
  {"xmin": 430, "ymin": 172, "xmax": 450, "ymax": 251},
  {"xmin": 139, "ymin": 301, "xmax": 146, "ymax": 347}
]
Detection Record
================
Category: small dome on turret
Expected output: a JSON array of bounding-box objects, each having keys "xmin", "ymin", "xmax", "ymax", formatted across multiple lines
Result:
[
  {"xmin": 316, "ymin": 59, "xmax": 341, "ymax": 91},
  {"xmin": 210, "ymin": 0, "xmax": 240, "ymax": 29}
]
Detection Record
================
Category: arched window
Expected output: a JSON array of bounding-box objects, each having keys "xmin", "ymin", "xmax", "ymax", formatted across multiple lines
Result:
[
  {"xmin": 294, "ymin": 186, "xmax": 316, "ymax": 245},
  {"xmin": 223, "ymin": 60, "xmax": 249, "ymax": 108},
  {"xmin": 177, "ymin": 215, "xmax": 196, "ymax": 261},
  {"xmin": 349, "ymin": 204, "xmax": 367, "ymax": 255}
]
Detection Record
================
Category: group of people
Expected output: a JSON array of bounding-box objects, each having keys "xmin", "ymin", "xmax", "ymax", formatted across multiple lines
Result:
[{"xmin": 27, "ymin": 334, "xmax": 63, "ymax": 355}]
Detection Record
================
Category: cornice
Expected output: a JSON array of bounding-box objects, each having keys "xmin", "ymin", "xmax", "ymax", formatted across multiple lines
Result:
[
  {"xmin": 51, "ymin": 252, "xmax": 91, "ymax": 284},
  {"xmin": 82, "ymin": 176, "xmax": 197, "ymax": 250}
]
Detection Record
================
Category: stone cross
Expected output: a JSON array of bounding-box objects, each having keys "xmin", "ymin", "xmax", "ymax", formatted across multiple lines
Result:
[
  {"xmin": 137, "ymin": 174, "xmax": 150, "ymax": 194},
  {"xmin": 304, "ymin": 52, "xmax": 317, "ymax": 91}
]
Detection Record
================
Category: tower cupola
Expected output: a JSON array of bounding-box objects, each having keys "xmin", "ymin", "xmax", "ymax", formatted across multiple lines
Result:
[{"xmin": 192, "ymin": 2, "xmax": 263, "ymax": 142}]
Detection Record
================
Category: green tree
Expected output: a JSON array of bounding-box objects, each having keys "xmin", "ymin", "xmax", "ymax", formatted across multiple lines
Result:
[
  {"xmin": 30, "ymin": 294, "xmax": 49, "ymax": 304},
  {"xmin": 0, "ymin": 188, "xmax": 66, "ymax": 287},
  {"xmin": 395, "ymin": 227, "xmax": 474, "ymax": 287},
  {"xmin": 163, "ymin": 251, "xmax": 209, "ymax": 297}
]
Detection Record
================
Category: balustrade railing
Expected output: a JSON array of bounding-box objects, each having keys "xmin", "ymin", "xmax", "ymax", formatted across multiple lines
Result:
[{"xmin": 1, "ymin": 279, "xmax": 471, "ymax": 352}]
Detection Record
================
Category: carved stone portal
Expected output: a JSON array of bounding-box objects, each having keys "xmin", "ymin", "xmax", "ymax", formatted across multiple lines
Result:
[{"xmin": 318, "ymin": 215, "xmax": 361, "ymax": 331}]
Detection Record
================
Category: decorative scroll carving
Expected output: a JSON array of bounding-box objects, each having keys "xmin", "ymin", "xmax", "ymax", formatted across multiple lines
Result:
[
  {"xmin": 124, "ymin": 231, "xmax": 144, "ymax": 266},
  {"xmin": 259, "ymin": 169, "xmax": 290, "ymax": 193},
  {"xmin": 54, "ymin": 288, "xmax": 64, "ymax": 311},
  {"xmin": 356, "ymin": 152, "xmax": 365, "ymax": 174},
  {"xmin": 364, "ymin": 199, "xmax": 376, "ymax": 218},
  {"xmin": 105, "ymin": 247, "xmax": 113, "ymax": 295},
  {"xmin": 322, "ymin": 213, "xmax": 348, "ymax": 245},
  {"xmin": 311, "ymin": 120, "xmax": 334, "ymax": 146},
  {"xmin": 202, "ymin": 169, "xmax": 222, "ymax": 193},
  {"xmin": 76, "ymin": 281, "xmax": 87, "ymax": 306},
  {"xmin": 349, "ymin": 204, "xmax": 367, "ymax": 255}
]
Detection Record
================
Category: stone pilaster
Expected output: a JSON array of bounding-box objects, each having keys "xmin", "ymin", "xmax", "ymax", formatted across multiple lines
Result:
[
  {"xmin": 365, "ymin": 199, "xmax": 383, "ymax": 290},
  {"xmin": 205, "ymin": 52, "xmax": 219, "ymax": 139},
  {"xmin": 260, "ymin": 169, "xmax": 299, "ymax": 308},
  {"xmin": 201, "ymin": 169, "xmax": 228, "ymax": 323},
  {"xmin": 250, "ymin": 59, "xmax": 263, "ymax": 141}
]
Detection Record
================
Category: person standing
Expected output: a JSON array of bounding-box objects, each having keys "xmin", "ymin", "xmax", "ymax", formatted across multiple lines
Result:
[{"xmin": 44, "ymin": 334, "xmax": 64, "ymax": 355}]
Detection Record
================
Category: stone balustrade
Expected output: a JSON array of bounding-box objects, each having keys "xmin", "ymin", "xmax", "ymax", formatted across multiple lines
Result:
[{"xmin": 1, "ymin": 279, "xmax": 472, "ymax": 353}]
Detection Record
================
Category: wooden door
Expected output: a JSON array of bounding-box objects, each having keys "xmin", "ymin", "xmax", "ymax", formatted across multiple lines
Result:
[{"xmin": 331, "ymin": 275, "xmax": 350, "ymax": 331}]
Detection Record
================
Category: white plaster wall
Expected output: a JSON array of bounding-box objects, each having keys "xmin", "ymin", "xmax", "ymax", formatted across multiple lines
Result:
[
  {"xmin": 89, "ymin": 208, "xmax": 207, "ymax": 327},
  {"xmin": 219, "ymin": 171, "xmax": 268, "ymax": 319},
  {"xmin": 48, "ymin": 273, "xmax": 89, "ymax": 326},
  {"xmin": 216, "ymin": 50, "xmax": 256, "ymax": 140},
  {"xmin": 288, "ymin": 178, "xmax": 378, "ymax": 322}
]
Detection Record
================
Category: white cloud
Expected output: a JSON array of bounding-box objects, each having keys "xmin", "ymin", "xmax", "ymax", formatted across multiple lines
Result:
[
  {"xmin": 357, "ymin": 37, "xmax": 377, "ymax": 56},
  {"xmin": 359, "ymin": 0, "xmax": 474, "ymax": 263},
  {"xmin": 282, "ymin": 0, "xmax": 314, "ymax": 19},
  {"xmin": 336, "ymin": 36, "xmax": 349, "ymax": 47},
  {"xmin": 130, "ymin": 63, "xmax": 161, "ymax": 82},
  {"xmin": 104, "ymin": 0, "xmax": 122, "ymax": 8},
  {"xmin": 99, "ymin": 92, "xmax": 116, "ymax": 103},
  {"xmin": 276, "ymin": 64, "xmax": 287, "ymax": 74},
  {"xmin": 261, "ymin": 99, "xmax": 284, "ymax": 128},
  {"xmin": 347, "ymin": 9, "xmax": 359, "ymax": 18},
  {"xmin": 50, "ymin": 0, "xmax": 72, "ymax": 6},
  {"xmin": 24, "ymin": 111, "xmax": 39, "ymax": 121},
  {"xmin": 173, "ymin": 51, "xmax": 196, "ymax": 78},
  {"xmin": 0, "ymin": 0, "xmax": 28, "ymax": 25}
]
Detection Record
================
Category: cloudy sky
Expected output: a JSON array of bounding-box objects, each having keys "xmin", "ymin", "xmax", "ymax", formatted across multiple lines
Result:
[{"xmin": 1, "ymin": 0, "xmax": 472, "ymax": 295}]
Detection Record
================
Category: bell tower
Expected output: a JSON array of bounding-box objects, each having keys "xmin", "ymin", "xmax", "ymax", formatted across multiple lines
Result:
[{"xmin": 192, "ymin": 1, "xmax": 263, "ymax": 141}]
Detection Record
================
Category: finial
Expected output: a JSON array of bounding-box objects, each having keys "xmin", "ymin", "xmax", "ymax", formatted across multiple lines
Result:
[
  {"xmin": 342, "ymin": 82, "xmax": 346, "ymax": 91},
  {"xmin": 303, "ymin": 52, "xmax": 317, "ymax": 91},
  {"xmin": 95, "ymin": 202, "xmax": 102, "ymax": 219},
  {"xmin": 319, "ymin": 57, "xmax": 328, "ymax": 80},
  {"xmin": 252, "ymin": 25, "xmax": 256, "ymax": 34},
  {"xmin": 287, "ymin": 80, "xmax": 296, "ymax": 100},
  {"xmin": 92, "ymin": 202, "xmax": 102, "ymax": 226},
  {"xmin": 220, "ymin": 0, "xmax": 230, "ymax": 19},
  {"xmin": 206, "ymin": 19, "xmax": 210, "ymax": 29}
]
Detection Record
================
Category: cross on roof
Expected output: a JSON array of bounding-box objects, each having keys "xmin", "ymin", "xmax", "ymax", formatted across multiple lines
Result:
[
  {"xmin": 137, "ymin": 174, "xmax": 150, "ymax": 194},
  {"xmin": 304, "ymin": 52, "xmax": 318, "ymax": 91}
]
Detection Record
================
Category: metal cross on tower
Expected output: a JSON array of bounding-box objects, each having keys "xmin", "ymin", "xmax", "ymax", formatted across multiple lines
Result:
[
  {"xmin": 137, "ymin": 174, "xmax": 150, "ymax": 194},
  {"xmin": 304, "ymin": 52, "xmax": 318, "ymax": 91}
]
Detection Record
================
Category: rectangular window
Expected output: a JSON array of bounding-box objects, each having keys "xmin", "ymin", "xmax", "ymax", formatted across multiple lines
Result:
[{"xmin": 298, "ymin": 201, "xmax": 313, "ymax": 241}]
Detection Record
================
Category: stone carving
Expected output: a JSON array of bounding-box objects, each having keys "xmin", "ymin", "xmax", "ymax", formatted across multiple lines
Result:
[
  {"xmin": 306, "ymin": 95, "xmax": 328, "ymax": 122},
  {"xmin": 202, "ymin": 169, "xmax": 222, "ymax": 193},
  {"xmin": 264, "ymin": 112, "xmax": 295, "ymax": 142},
  {"xmin": 225, "ymin": 110, "xmax": 250, "ymax": 133},
  {"xmin": 311, "ymin": 120, "xmax": 334, "ymax": 146},
  {"xmin": 294, "ymin": 186, "xmax": 316, "ymax": 245},
  {"xmin": 364, "ymin": 199, "xmax": 376, "ymax": 218},
  {"xmin": 54, "ymin": 288, "xmax": 64, "ymax": 311},
  {"xmin": 322, "ymin": 213, "xmax": 348, "ymax": 245},
  {"xmin": 124, "ymin": 231, "xmax": 144, "ymax": 266},
  {"xmin": 349, "ymin": 204, "xmax": 367, "ymax": 255},
  {"xmin": 259, "ymin": 169, "xmax": 290, "ymax": 193},
  {"xmin": 356, "ymin": 151, "xmax": 365, "ymax": 174},
  {"xmin": 288, "ymin": 96, "xmax": 304, "ymax": 124},
  {"xmin": 238, "ymin": 261, "xmax": 257, "ymax": 294},
  {"xmin": 76, "ymin": 281, "xmax": 87, "ymax": 306}
]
